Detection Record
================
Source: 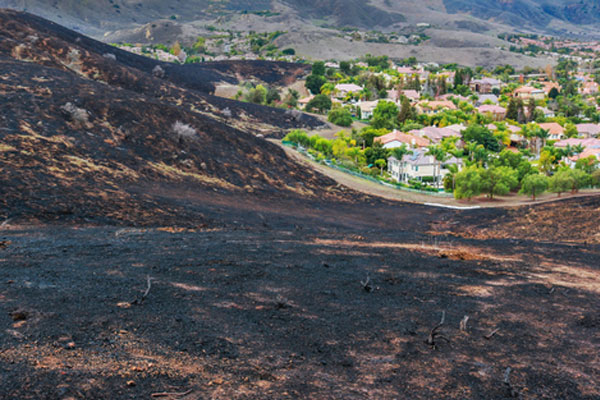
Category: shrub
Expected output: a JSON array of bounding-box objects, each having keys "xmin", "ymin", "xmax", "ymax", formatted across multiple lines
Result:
[
  {"xmin": 328, "ymin": 107, "xmax": 353, "ymax": 127},
  {"xmin": 172, "ymin": 121, "xmax": 197, "ymax": 140},
  {"xmin": 60, "ymin": 102, "xmax": 89, "ymax": 125},
  {"xmin": 152, "ymin": 65, "xmax": 165, "ymax": 78}
]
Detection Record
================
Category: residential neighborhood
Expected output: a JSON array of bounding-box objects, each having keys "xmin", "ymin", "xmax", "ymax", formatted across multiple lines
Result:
[{"xmin": 281, "ymin": 55, "xmax": 600, "ymax": 200}]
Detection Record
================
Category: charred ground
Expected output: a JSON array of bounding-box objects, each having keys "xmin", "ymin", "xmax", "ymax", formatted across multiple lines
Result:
[{"xmin": 0, "ymin": 10, "xmax": 599, "ymax": 400}]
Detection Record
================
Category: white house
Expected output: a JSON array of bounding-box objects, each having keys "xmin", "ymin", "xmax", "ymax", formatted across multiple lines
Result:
[
  {"xmin": 357, "ymin": 100, "xmax": 379, "ymax": 119},
  {"xmin": 374, "ymin": 130, "xmax": 430, "ymax": 149},
  {"xmin": 388, "ymin": 149, "xmax": 463, "ymax": 188},
  {"xmin": 335, "ymin": 83, "xmax": 363, "ymax": 98}
]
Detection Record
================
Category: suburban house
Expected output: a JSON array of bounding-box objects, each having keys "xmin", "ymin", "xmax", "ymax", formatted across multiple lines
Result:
[
  {"xmin": 358, "ymin": 100, "xmax": 380, "ymax": 119},
  {"xmin": 416, "ymin": 100, "xmax": 457, "ymax": 115},
  {"xmin": 335, "ymin": 83, "xmax": 363, "ymax": 98},
  {"xmin": 538, "ymin": 106, "xmax": 555, "ymax": 118},
  {"xmin": 580, "ymin": 81, "xmax": 599, "ymax": 96},
  {"xmin": 555, "ymin": 138, "xmax": 600, "ymax": 149},
  {"xmin": 576, "ymin": 123, "xmax": 600, "ymax": 138},
  {"xmin": 470, "ymin": 78, "xmax": 501, "ymax": 94},
  {"xmin": 386, "ymin": 89, "xmax": 401, "ymax": 103},
  {"xmin": 477, "ymin": 104, "xmax": 507, "ymax": 121},
  {"xmin": 409, "ymin": 126, "xmax": 458, "ymax": 143},
  {"xmin": 298, "ymin": 95, "xmax": 315, "ymax": 109},
  {"xmin": 514, "ymin": 86, "xmax": 545, "ymax": 101},
  {"xmin": 541, "ymin": 81, "xmax": 560, "ymax": 95},
  {"xmin": 539, "ymin": 122, "xmax": 566, "ymax": 140},
  {"xmin": 568, "ymin": 147, "xmax": 600, "ymax": 165},
  {"xmin": 401, "ymin": 90, "xmax": 420, "ymax": 102},
  {"xmin": 387, "ymin": 149, "xmax": 463, "ymax": 186},
  {"xmin": 374, "ymin": 130, "xmax": 430, "ymax": 149},
  {"xmin": 445, "ymin": 124, "xmax": 467, "ymax": 135},
  {"xmin": 488, "ymin": 124, "xmax": 525, "ymax": 146},
  {"xmin": 476, "ymin": 94, "xmax": 499, "ymax": 106}
]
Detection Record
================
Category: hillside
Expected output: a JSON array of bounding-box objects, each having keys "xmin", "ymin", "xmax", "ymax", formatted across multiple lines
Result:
[
  {"xmin": 1, "ymin": 0, "xmax": 598, "ymax": 68},
  {"xmin": 1, "ymin": 10, "xmax": 600, "ymax": 400},
  {"xmin": 0, "ymin": 9, "xmax": 333, "ymax": 226}
]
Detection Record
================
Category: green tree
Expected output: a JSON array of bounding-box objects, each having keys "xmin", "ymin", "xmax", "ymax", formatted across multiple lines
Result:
[
  {"xmin": 305, "ymin": 74, "xmax": 327, "ymax": 95},
  {"xmin": 305, "ymin": 94, "xmax": 332, "ymax": 113},
  {"xmin": 311, "ymin": 61, "xmax": 326, "ymax": 76},
  {"xmin": 479, "ymin": 166, "xmax": 519, "ymax": 199},
  {"xmin": 266, "ymin": 88, "xmax": 281, "ymax": 104},
  {"xmin": 391, "ymin": 145, "xmax": 412, "ymax": 182},
  {"xmin": 454, "ymin": 166, "xmax": 482, "ymax": 200},
  {"xmin": 519, "ymin": 173, "xmax": 548, "ymax": 200},
  {"xmin": 284, "ymin": 129, "xmax": 310, "ymax": 147},
  {"xmin": 575, "ymin": 155, "xmax": 599, "ymax": 174},
  {"xmin": 245, "ymin": 85, "xmax": 267, "ymax": 104},
  {"xmin": 328, "ymin": 107, "xmax": 353, "ymax": 127},
  {"xmin": 569, "ymin": 168, "xmax": 591, "ymax": 193},
  {"xmin": 371, "ymin": 101, "xmax": 399, "ymax": 130},
  {"xmin": 375, "ymin": 159, "xmax": 387, "ymax": 175},
  {"xmin": 359, "ymin": 127, "xmax": 388, "ymax": 147},
  {"xmin": 397, "ymin": 96, "xmax": 414, "ymax": 124},
  {"xmin": 548, "ymin": 169, "xmax": 573, "ymax": 196},
  {"xmin": 426, "ymin": 145, "xmax": 448, "ymax": 189},
  {"xmin": 591, "ymin": 169, "xmax": 600, "ymax": 187},
  {"xmin": 462, "ymin": 124, "xmax": 501, "ymax": 152},
  {"xmin": 565, "ymin": 123, "xmax": 579, "ymax": 138},
  {"xmin": 506, "ymin": 97, "xmax": 519, "ymax": 121},
  {"xmin": 364, "ymin": 142, "xmax": 389, "ymax": 165},
  {"xmin": 340, "ymin": 61, "xmax": 351, "ymax": 75}
]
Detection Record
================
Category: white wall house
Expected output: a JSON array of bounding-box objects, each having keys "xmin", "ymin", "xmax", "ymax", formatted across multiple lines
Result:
[{"xmin": 388, "ymin": 150, "xmax": 463, "ymax": 188}]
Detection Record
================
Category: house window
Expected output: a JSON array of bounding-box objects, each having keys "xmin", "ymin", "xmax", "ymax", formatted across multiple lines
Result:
[{"xmin": 415, "ymin": 166, "xmax": 419, "ymax": 171}]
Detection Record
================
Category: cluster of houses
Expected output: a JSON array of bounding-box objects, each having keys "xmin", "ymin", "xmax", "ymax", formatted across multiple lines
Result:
[{"xmin": 296, "ymin": 61, "xmax": 600, "ymax": 187}]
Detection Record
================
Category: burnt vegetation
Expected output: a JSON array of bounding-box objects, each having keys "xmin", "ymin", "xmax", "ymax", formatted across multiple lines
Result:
[{"xmin": 0, "ymin": 9, "xmax": 599, "ymax": 400}]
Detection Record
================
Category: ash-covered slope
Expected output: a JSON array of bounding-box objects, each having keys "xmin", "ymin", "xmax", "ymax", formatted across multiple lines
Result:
[{"xmin": 0, "ymin": 10, "xmax": 340, "ymax": 226}]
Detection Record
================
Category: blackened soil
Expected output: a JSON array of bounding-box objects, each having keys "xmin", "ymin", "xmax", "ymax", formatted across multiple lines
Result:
[{"xmin": 0, "ymin": 219, "xmax": 599, "ymax": 399}]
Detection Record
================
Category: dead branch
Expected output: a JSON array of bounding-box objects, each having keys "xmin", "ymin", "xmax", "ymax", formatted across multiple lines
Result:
[
  {"xmin": 425, "ymin": 311, "xmax": 449, "ymax": 349},
  {"xmin": 151, "ymin": 389, "xmax": 193, "ymax": 398},
  {"xmin": 503, "ymin": 367, "xmax": 519, "ymax": 398},
  {"xmin": 484, "ymin": 327, "xmax": 500, "ymax": 340},
  {"xmin": 131, "ymin": 275, "xmax": 152, "ymax": 305},
  {"xmin": 360, "ymin": 275, "xmax": 373, "ymax": 292},
  {"xmin": 459, "ymin": 315, "xmax": 469, "ymax": 332}
]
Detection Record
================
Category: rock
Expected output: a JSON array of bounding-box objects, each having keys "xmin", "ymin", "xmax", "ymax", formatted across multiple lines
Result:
[{"xmin": 9, "ymin": 309, "xmax": 28, "ymax": 321}]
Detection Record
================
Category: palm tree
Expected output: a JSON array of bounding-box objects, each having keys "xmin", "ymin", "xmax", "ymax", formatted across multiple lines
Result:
[
  {"xmin": 426, "ymin": 145, "xmax": 448, "ymax": 189},
  {"xmin": 535, "ymin": 128, "xmax": 549, "ymax": 157},
  {"xmin": 391, "ymin": 145, "xmax": 413, "ymax": 182}
]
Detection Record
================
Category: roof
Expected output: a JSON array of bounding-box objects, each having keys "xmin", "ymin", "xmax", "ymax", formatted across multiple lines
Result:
[
  {"xmin": 478, "ymin": 94, "xmax": 499, "ymax": 103},
  {"xmin": 396, "ymin": 67, "xmax": 420, "ymax": 74},
  {"xmin": 538, "ymin": 122, "xmax": 565, "ymax": 135},
  {"xmin": 445, "ymin": 124, "xmax": 467, "ymax": 133},
  {"xmin": 576, "ymin": 123, "xmax": 600, "ymax": 135},
  {"xmin": 335, "ymin": 83, "xmax": 362, "ymax": 93},
  {"xmin": 555, "ymin": 138, "xmax": 600, "ymax": 148},
  {"xmin": 471, "ymin": 77, "xmax": 501, "ymax": 85},
  {"xmin": 515, "ymin": 86, "xmax": 544, "ymax": 94},
  {"xmin": 374, "ymin": 130, "xmax": 430, "ymax": 148},
  {"xmin": 357, "ymin": 100, "xmax": 380, "ymax": 113},
  {"xmin": 298, "ymin": 95, "xmax": 315, "ymax": 105},
  {"xmin": 392, "ymin": 148, "xmax": 462, "ymax": 167},
  {"xmin": 409, "ymin": 126, "xmax": 458, "ymax": 142},
  {"xmin": 478, "ymin": 104, "xmax": 506, "ymax": 114},
  {"xmin": 401, "ymin": 90, "xmax": 420, "ymax": 100},
  {"xmin": 487, "ymin": 123, "xmax": 522, "ymax": 134},
  {"xmin": 418, "ymin": 100, "xmax": 457, "ymax": 111}
]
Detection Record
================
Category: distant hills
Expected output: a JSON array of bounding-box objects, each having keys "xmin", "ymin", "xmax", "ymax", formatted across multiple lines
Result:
[
  {"xmin": 0, "ymin": 1, "xmax": 598, "ymax": 68},
  {"xmin": 2, "ymin": 0, "xmax": 599, "ymax": 34}
]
